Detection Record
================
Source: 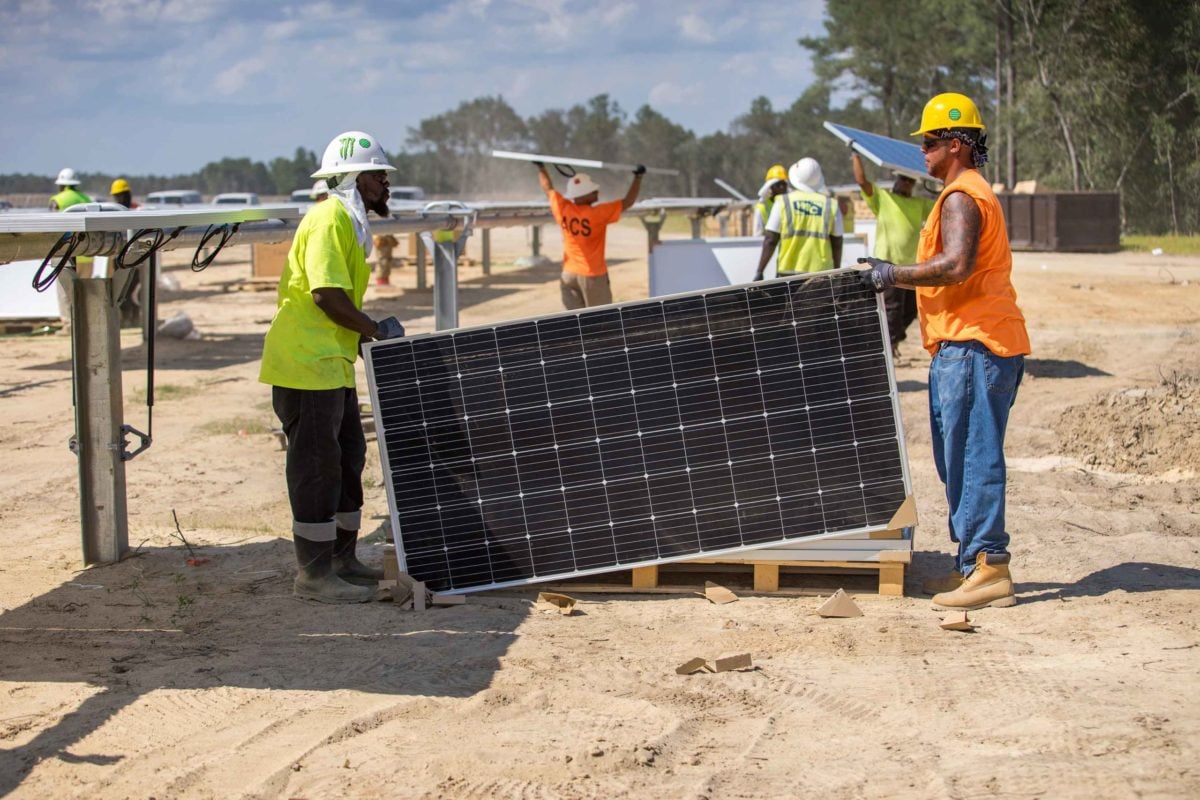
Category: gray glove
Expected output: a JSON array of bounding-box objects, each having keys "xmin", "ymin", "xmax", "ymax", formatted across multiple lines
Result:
[
  {"xmin": 374, "ymin": 316, "xmax": 406, "ymax": 340},
  {"xmin": 857, "ymin": 257, "xmax": 896, "ymax": 293}
]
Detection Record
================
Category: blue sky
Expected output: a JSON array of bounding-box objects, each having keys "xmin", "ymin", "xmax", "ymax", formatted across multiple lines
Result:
[{"xmin": 0, "ymin": 0, "xmax": 828, "ymax": 176}]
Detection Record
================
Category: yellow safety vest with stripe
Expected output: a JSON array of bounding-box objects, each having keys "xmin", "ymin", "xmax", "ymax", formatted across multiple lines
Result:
[
  {"xmin": 776, "ymin": 190, "xmax": 834, "ymax": 274},
  {"xmin": 754, "ymin": 200, "xmax": 771, "ymax": 232}
]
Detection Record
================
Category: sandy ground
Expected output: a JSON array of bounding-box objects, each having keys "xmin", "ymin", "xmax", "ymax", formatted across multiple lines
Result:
[{"xmin": 1, "ymin": 223, "xmax": 1198, "ymax": 800}]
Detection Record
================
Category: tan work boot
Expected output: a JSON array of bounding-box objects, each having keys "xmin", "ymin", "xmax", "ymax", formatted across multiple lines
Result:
[
  {"xmin": 921, "ymin": 570, "xmax": 964, "ymax": 595},
  {"xmin": 931, "ymin": 553, "xmax": 1016, "ymax": 610}
]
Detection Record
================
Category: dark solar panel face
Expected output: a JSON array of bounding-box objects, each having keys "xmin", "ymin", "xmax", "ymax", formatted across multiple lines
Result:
[
  {"xmin": 824, "ymin": 122, "xmax": 931, "ymax": 181},
  {"xmin": 366, "ymin": 269, "xmax": 909, "ymax": 592}
]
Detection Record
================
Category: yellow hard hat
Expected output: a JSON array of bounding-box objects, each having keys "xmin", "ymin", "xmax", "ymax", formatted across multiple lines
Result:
[
  {"xmin": 111, "ymin": 178, "xmax": 131, "ymax": 194},
  {"xmin": 764, "ymin": 164, "xmax": 787, "ymax": 183},
  {"xmin": 911, "ymin": 92, "xmax": 985, "ymax": 135}
]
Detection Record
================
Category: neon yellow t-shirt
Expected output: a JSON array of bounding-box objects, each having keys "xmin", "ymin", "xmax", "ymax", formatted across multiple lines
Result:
[
  {"xmin": 864, "ymin": 185, "xmax": 936, "ymax": 265},
  {"xmin": 259, "ymin": 200, "xmax": 371, "ymax": 390}
]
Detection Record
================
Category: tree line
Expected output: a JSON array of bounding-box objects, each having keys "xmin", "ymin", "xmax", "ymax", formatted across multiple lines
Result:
[{"xmin": 1, "ymin": 0, "xmax": 1194, "ymax": 234}]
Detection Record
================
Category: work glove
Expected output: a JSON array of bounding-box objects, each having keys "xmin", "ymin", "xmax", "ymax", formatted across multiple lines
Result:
[
  {"xmin": 374, "ymin": 316, "xmax": 406, "ymax": 340},
  {"xmin": 532, "ymin": 161, "xmax": 544, "ymax": 169},
  {"xmin": 633, "ymin": 165, "xmax": 646, "ymax": 176},
  {"xmin": 856, "ymin": 257, "xmax": 896, "ymax": 293}
]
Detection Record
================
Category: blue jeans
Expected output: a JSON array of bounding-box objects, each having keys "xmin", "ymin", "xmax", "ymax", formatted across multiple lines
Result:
[{"xmin": 928, "ymin": 341, "xmax": 1024, "ymax": 576}]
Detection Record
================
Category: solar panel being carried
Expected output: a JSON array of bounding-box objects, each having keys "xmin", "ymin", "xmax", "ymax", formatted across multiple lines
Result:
[
  {"xmin": 824, "ymin": 121, "xmax": 939, "ymax": 183},
  {"xmin": 365, "ymin": 268, "xmax": 912, "ymax": 593}
]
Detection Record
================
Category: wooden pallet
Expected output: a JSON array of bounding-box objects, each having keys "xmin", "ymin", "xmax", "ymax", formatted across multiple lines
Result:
[
  {"xmin": 547, "ymin": 551, "xmax": 910, "ymax": 598},
  {"xmin": 0, "ymin": 318, "xmax": 60, "ymax": 335}
]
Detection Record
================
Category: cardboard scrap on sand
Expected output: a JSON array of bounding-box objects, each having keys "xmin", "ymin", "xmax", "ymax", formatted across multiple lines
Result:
[
  {"xmin": 816, "ymin": 588, "xmax": 863, "ymax": 618},
  {"xmin": 675, "ymin": 653, "xmax": 754, "ymax": 675},
  {"xmin": 940, "ymin": 610, "xmax": 975, "ymax": 632},
  {"xmin": 536, "ymin": 591, "xmax": 578, "ymax": 616},
  {"xmin": 704, "ymin": 581, "xmax": 739, "ymax": 604}
]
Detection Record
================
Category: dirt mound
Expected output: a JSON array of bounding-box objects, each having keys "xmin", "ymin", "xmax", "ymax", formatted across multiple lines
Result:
[{"xmin": 1056, "ymin": 370, "xmax": 1200, "ymax": 475}]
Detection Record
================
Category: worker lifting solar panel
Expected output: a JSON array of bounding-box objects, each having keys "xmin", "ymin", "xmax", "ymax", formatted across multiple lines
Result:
[
  {"xmin": 365, "ymin": 268, "xmax": 912, "ymax": 593},
  {"xmin": 823, "ymin": 121, "xmax": 939, "ymax": 183}
]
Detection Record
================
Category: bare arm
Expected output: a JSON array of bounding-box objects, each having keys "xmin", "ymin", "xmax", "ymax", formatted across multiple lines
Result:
[
  {"xmin": 536, "ymin": 164, "xmax": 553, "ymax": 197},
  {"xmin": 312, "ymin": 287, "xmax": 378, "ymax": 337},
  {"xmin": 850, "ymin": 152, "xmax": 872, "ymax": 197},
  {"xmin": 754, "ymin": 231, "xmax": 779, "ymax": 281},
  {"xmin": 621, "ymin": 173, "xmax": 643, "ymax": 211},
  {"xmin": 831, "ymin": 236, "xmax": 843, "ymax": 270},
  {"xmin": 892, "ymin": 192, "xmax": 981, "ymax": 287}
]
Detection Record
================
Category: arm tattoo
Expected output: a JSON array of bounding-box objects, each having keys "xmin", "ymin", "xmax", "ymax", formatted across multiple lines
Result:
[{"xmin": 893, "ymin": 192, "xmax": 981, "ymax": 287}]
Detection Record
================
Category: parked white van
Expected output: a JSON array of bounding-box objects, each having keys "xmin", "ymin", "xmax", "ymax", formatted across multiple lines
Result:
[
  {"xmin": 144, "ymin": 190, "xmax": 204, "ymax": 207},
  {"xmin": 212, "ymin": 192, "xmax": 261, "ymax": 206}
]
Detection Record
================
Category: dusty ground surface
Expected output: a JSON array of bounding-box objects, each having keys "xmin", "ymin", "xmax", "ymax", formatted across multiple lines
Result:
[{"xmin": 1, "ymin": 223, "xmax": 1198, "ymax": 800}]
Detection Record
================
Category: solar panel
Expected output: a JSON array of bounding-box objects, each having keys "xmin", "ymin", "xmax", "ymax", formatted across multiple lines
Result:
[
  {"xmin": 365, "ymin": 268, "xmax": 911, "ymax": 593},
  {"xmin": 824, "ymin": 121, "xmax": 939, "ymax": 183}
]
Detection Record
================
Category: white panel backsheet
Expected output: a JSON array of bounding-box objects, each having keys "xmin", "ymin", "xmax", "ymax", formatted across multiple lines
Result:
[{"xmin": 0, "ymin": 261, "xmax": 62, "ymax": 319}]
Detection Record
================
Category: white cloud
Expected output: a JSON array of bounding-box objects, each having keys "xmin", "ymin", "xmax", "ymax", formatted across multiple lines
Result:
[
  {"xmin": 214, "ymin": 56, "xmax": 268, "ymax": 95},
  {"xmin": 600, "ymin": 2, "xmax": 635, "ymax": 27},
  {"xmin": 648, "ymin": 80, "xmax": 704, "ymax": 107},
  {"xmin": 678, "ymin": 13, "xmax": 715, "ymax": 44}
]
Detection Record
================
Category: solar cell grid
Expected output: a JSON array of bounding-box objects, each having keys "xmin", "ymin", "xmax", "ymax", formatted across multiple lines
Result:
[{"xmin": 366, "ymin": 268, "xmax": 911, "ymax": 592}]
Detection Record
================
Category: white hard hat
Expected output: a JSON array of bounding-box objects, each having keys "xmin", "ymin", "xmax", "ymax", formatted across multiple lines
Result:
[
  {"xmin": 310, "ymin": 179, "xmax": 329, "ymax": 197},
  {"xmin": 564, "ymin": 173, "xmax": 599, "ymax": 201},
  {"xmin": 311, "ymin": 131, "xmax": 396, "ymax": 179},
  {"xmin": 55, "ymin": 167, "xmax": 81, "ymax": 186},
  {"xmin": 787, "ymin": 158, "xmax": 827, "ymax": 194}
]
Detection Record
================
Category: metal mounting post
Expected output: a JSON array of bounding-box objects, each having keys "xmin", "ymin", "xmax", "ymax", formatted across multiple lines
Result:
[
  {"xmin": 423, "ymin": 231, "xmax": 460, "ymax": 331},
  {"xmin": 531, "ymin": 225, "xmax": 541, "ymax": 257},
  {"xmin": 481, "ymin": 228, "xmax": 491, "ymax": 276},
  {"xmin": 640, "ymin": 212, "xmax": 666, "ymax": 257},
  {"xmin": 688, "ymin": 214, "xmax": 702, "ymax": 239},
  {"xmin": 70, "ymin": 274, "xmax": 130, "ymax": 565},
  {"xmin": 415, "ymin": 236, "xmax": 428, "ymax": 290}
]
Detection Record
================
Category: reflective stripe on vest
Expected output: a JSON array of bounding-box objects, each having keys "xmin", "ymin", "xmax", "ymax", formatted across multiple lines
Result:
[{"xmin": 777, "ymin": 190, "xmax": 833, "ymax": 274}]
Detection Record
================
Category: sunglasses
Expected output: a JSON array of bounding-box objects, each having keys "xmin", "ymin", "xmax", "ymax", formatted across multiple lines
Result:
[{"xmin": 920, "ymin": 136, "xmax": 953, "ymax": 152}]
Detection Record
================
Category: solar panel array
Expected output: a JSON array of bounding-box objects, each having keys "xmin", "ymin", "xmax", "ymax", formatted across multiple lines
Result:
[
  {"xmin": 823, "ymin": 121, "xmax": 935, "ymax": 182},
  {"xmin": 366, "ymin": 269, "xmax": 909, "ymax": 593}
]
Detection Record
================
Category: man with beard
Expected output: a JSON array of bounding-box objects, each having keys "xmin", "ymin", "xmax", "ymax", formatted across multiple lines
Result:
[
  {"xmin": 857, "ymin": 94, "xmax": 1029, "ymax": 610},
  {"xmin": 260, "ymin": 131, "xmax": 407, "ymax": 603}
]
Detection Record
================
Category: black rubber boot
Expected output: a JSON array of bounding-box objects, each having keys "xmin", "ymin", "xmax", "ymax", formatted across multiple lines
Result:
[
  {"xmin": 333, "ymin": 528, "xmax": 384, "ymax": 586},
  {"xmin": 293, "ymin": 534, "xmax": 374, "ymax": 603}
]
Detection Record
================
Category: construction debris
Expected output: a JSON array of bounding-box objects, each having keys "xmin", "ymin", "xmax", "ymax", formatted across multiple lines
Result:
[
  {"xmin": 431, "ymin": 593, "xmax": 466, "ymax": 606},
  {"xmin": 940, "ymin": 610, "xmax": 975, "ymax": 632},
  {"xmin": 675, "ymin": 653, "xmax": 755, "ymax": 675},
  {"xmin": 536, "ymin": 591, "xmax": 578, "ymax": 616},
  {"xmin": 704, "ymin": 580, "xmax": 739, "ymax": 604},
  {"xmin": 815, "ymin": 588, "xmax": 863, "ymax": 618},
  {"xmin": 675, "ymin": 657, "xmax": 709, "ymax": 675}
]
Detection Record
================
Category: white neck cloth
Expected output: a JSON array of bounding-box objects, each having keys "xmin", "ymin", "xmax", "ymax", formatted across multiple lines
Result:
[{"xmin": 330, "ymin": 172, "xmax": 372, "ymax": 258}]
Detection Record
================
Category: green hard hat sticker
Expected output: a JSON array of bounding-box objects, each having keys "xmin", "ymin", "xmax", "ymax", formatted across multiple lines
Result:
[
  {"xmin": 359, "ymin": 138, "xmax": 371, "ymax": 148},
  {"xmin": 949, "ymin": 108, "xmax": 962, "ymax": 121}
]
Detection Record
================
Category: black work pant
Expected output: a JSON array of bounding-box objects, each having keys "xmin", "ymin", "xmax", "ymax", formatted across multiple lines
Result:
[
  {"xmin": 883, "ymin": 286, "xmax": 918, "ymax": 347},
  {"xmin": 272, "ymin": 386, "xmax": 366, "ymax": 542}
]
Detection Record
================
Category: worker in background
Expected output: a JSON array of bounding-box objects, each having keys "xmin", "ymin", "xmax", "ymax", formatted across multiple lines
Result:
[
  {"xmin": 372, "ymin": 233, "xmax": 398, "ymax": 286},
  {"xmin": 752, "ymin": 164, "xmax": 789, "ymax": 236},
  {"xmin": 753, "ymin": 157, "xmax": 843, "ymax": 280},
  {"xmin": 260, "ymin": 130, "xmax": 407, "ymax": 604},
  {"xmin": 311, "ymin": 179, "xmax": 329, "ymax": 202},
  {"xmin": 534, "ymin": 162, "xmax": 644, "ymax": 309},
  {"xmin": 850, "ymin": 150, "xmax": 935, "ymax": 357},
  {"xmin": 49, "ymin": 168, "xmax": 94, "ymax": 328},
  {"xmin": 49, "ymin": 168, "xmax": 90, "ymax": 211},
  {"xmin": 110, "ymin": 178, "xmax": 139, "ymax": 209},
  {"xmin": 858, "ymin": 92, "xmax": 1029, "ymax": 611},
  {"xmin": 111, "ymin": 179, "xmax": 142, "ymax": 326}
]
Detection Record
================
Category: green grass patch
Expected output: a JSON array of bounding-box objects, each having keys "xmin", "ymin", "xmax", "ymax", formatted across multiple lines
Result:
[
  {"xmin": 200, "ymin": 416, "xmax": 272, "ymax": 436},
  {"xmin": 128, "ymin": 383, "xmax": 199, "ymax": 404},
  {"xmin": 1122, "ymin": 234, "xmax": 1200, "ymax": 256}
]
